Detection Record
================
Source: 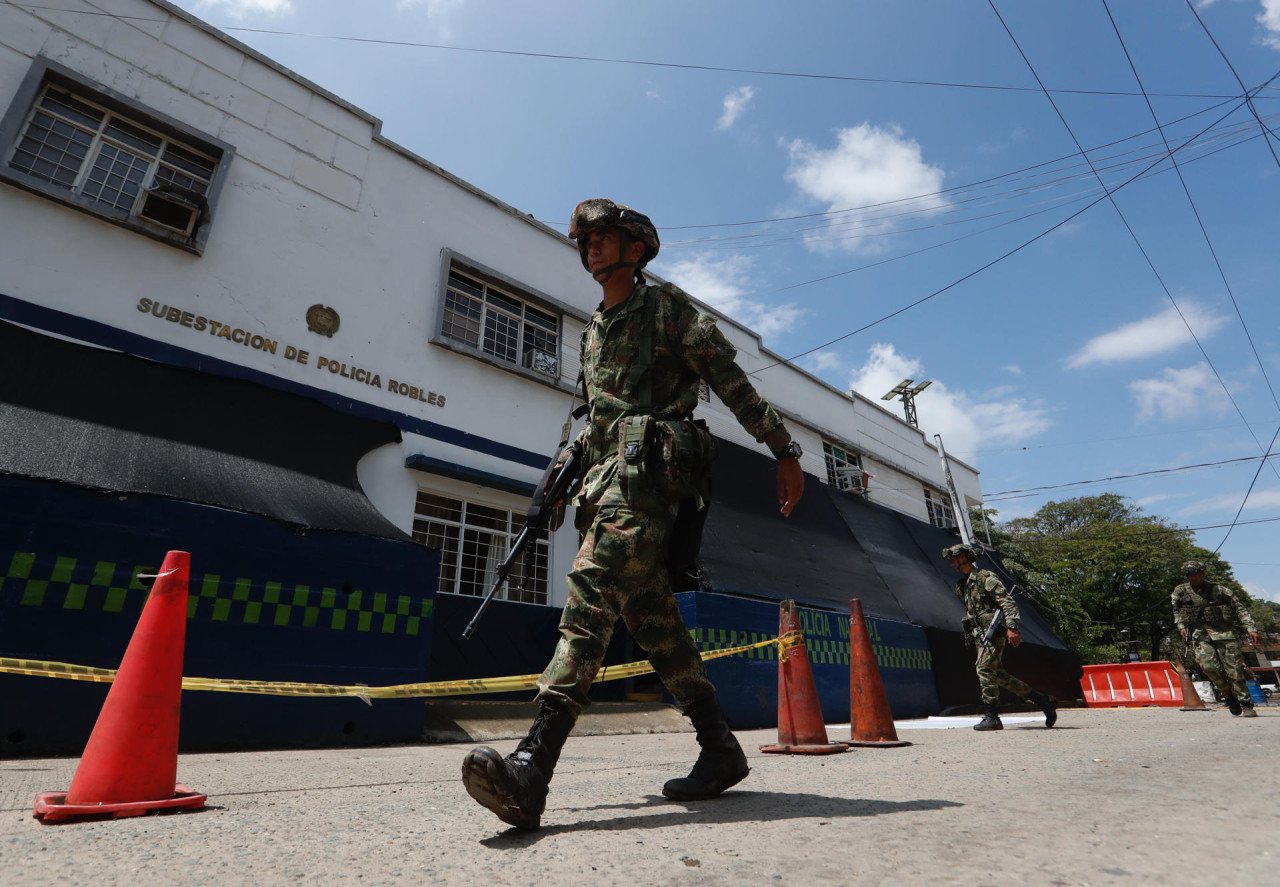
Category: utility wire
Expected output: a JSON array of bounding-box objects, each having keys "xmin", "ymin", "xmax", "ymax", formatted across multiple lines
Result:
[
  {"xmin": 1104, "ymin": 0, "xmax": 1280, "ymax": 416},
  {"xmin": 7, "ymin": 1, "xmax": 1270, "ymax": 102},
  {"xmin": 1186, "ymin": 0, "xmax": 1280, "ymax": 161},
  {"xmin": 752, "ymin": 78, "xmax": 1275, "ymax": 372},
  {"xmin": 983, "ymin": 453, "xmax": 1276, "ymax": 501},
  {"xmin": 988, "ymin": 0, "xmax": 1280, "ymax": 547}
]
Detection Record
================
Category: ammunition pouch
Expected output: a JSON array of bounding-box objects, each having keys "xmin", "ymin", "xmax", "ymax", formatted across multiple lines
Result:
[{"xmin": 618, "ymin": 415, "xmax": 717, "ymax": 505}]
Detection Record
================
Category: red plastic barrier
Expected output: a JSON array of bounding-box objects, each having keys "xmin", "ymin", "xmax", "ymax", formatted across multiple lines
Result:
[{"xmin": 1080, "ymin": 661, "xmax": 1183, "ymax": 708}]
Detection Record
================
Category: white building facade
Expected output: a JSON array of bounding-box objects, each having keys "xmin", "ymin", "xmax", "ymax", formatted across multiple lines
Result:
[{"xmin": 0, "ymin": 0, "xmax": 984, "ymax": 614}]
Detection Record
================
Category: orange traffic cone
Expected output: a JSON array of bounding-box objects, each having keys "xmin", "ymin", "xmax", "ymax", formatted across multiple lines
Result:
[
  {"xmin": 844, "ymin": 599, "xmax": 910, "ymax": 747},
  {"xmin": 760, "ymin": 600, "xmax": 848, "ymax": 755},
  {"xmin": 1173, "ymin": 660, "xmax": 1210, "ymax": 712},
  {"xmin": 34, "ymin": 551, "xmax": 206, "ymax": 822}
]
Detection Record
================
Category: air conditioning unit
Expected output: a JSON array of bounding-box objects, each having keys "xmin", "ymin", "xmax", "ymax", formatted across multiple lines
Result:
[
  {"xmin": 135, "ymin": 188, "xmax": 200, "ymax": 236},
  {"xmin": 522, "ymin": 348, "xmax": 559, "ymax": 378},
  {"xmin": 835, "ymin": 466, "xmax": 869, "ymax": 494}
]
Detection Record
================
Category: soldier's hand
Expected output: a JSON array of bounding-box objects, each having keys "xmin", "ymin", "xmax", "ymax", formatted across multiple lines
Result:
[
  {"xmin": 1180, "ymin": 629, "xmax": 1188, "ymax": 641},
  {"xmin": 1006, "ymin": 627, "xmax": 1022, "ymax": 647},
  {"xmin": 1248, "ymin": 631, "xmax": 1259, "ymax": 647},
  {"xmin": 777, "ymin": 457, "xmax": 804, "ymax": 517}
]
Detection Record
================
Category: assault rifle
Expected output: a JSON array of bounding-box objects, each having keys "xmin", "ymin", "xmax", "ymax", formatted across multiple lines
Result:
[
  {"xmin": 462, "ymin": 442, "xmax": 582, "ymax": 640},
  {"xmin": 978, "ymin": 607, "xmax": 1006, "ymax": 655}
]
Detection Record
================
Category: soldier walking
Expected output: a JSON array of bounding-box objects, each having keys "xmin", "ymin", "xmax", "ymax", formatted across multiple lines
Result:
[
  {"xmin": 1172, "ymin": 560, "xmax": 1259, "ymax": 717},
  {"xmin": 462, "ymin": 199, "xmax": 805, "ymax": 829},
  {"xmin": 944, "ymin": 543, "xmax": 1057, "ymax": 731}
]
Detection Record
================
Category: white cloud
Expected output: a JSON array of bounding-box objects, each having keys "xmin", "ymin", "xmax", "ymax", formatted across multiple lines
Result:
[
  {"xmin": 1129, "ymin": 363, "xmax": 1228, "ymax": 421},
  {"xmin": 1260, "ymin": 0, "xmax": 1280, "ymax": 49},
  {"xmin": 655, "ymin": 253, "xmax": 802, "ymax": 338},
  {"xmin": 846, "ymin": 343, "xmax": 1051, "ymax": 458},
  {"xmin": 1178, "ymin": 486, "xmax": 1280, "ymax": 515},
  {"xmin": 1002, "ymin": 365, "xmax": 1023, "ymax": 376},
  {"xmin": 807, "ymin": 351, "xmax": 846, "ymax": 373},
  {"xmin": 193, "ymin": 0, "xmax": 293, "ymax": 18},
  {"xmin": 1067, "ymin": 303, "xmax": 1230, "ymax": 368},
  {"xmin": 397, "ymin": 0, "xmax": 466, "ymax": 14},
  {"xmin": 783, "ymin": 123, "xmax": 947, "ymax": 253},
  {"xmin": 716, "ymin": 86, "xmax": 756, "ymax": 131}
]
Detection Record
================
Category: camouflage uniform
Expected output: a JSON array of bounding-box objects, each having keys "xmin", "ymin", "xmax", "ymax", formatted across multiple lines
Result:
[
  {"xmin": 537, "ymin": 281, "xmax": 792, "ymax": 715},
  {"xmin": 1172, "ymin": 579, "xmax": 1256, "ymax": 704},
  {"xmin": 957, "ymin": 568, "xmax": 1034, "ymax": 706}
]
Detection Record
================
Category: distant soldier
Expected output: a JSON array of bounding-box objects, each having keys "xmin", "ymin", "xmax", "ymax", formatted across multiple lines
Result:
[
  {"xmin": 461, "ymin": 199, "xmax": 805, "ymax": 829},
  {"xmin": 1172, "ymin": 560, "xmax": 1259, "ymax": 717},
  {"xmin": 944, "ymin": 543, "xmax": 1057, "ymax": 731}
]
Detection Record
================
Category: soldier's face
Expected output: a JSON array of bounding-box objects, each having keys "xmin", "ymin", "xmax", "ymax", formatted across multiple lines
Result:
[
  {"xmin": 585, "ymin": 229, "xmax": 622, "ymax": 272},
  {"xmin": 1187, "ymin": 570, "xmax": 1205, "ymax": 584}
]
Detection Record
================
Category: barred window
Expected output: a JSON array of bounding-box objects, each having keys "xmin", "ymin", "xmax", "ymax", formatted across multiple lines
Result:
[
  {"xmin": 411, "ymin": 489, "xmax": 549, "ymax": 605},
  {"xmin": 823, "ymin": 441, "xmax": 864, "ymax": 492},
  {"xmin": 2, "ymin": 64, "xmax": 227, "ymax": 253},
  {"xmin": 924, "ymin": 487, "xmax": 955, "ymax": 529},
  {"xmin": 442, "ymin": 265, "xmax": 561, "ymax": 378}
]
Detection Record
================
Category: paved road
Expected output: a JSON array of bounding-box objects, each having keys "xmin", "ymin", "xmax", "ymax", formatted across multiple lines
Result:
[{"xmin": 1, "ymin": 706, "xmax": 1275, "ymax": 886}]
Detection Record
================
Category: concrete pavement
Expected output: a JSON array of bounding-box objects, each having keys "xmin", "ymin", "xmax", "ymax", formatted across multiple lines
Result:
[{"xmin": 1, "ymin": 706, "xmax": 1276, "ymax": 886}]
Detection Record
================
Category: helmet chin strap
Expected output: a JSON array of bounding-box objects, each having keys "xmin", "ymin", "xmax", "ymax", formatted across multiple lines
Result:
[{"xmin": 591, "ymin": 260, "xmax": 640, "ymax": 284}]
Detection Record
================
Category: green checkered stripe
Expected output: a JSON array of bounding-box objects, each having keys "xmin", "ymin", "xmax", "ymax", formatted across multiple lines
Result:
[
  {"xmin": 692, "ymin": 626, "xmax": 932, "ymax": 672},
  {"xmin": 1, "ymin": 552, "xmax": 433, "ymax": 636}
]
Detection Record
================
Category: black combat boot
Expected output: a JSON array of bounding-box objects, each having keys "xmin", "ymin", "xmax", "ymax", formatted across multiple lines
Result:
[
  {"xmin": 662, "ymin": 695, "xmax": 750, "ymax": 801},
  {"xmin": 461, "ymin": 700, "xmax": 575, "ymax": 830},
  {"xmin": 973, "ymin": 705, "xmax": 1003, "ymax": 731},
  {"xmin": 1226, "ymin": 696, "xmax": 1243, "ymax": 716},
  {"xmin": 1240, "ymin": 702, "xmax": 1257, "ymax": 718},
  {"xmin": 1029, "ymin": 690, "xmax": 1058, "ymax": 728}
]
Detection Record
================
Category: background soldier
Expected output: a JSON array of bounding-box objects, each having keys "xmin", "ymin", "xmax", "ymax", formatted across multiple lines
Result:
[
  {"xmin": 1172, "ymin": 560, "xmax": 1259, "ymax": 717},
  {"xmin": 944, "ymin": 543, "xmax": 1057, "ymax": 731},
  {"xmin": 462, "ymin": 199, "xmax": 805, "ymax": 829}
]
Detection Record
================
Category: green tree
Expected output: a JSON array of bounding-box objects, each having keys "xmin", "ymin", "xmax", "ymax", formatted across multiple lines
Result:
[{"xmin": 987, "ymin": 494, "xmax": 1200, "ymax": 665}]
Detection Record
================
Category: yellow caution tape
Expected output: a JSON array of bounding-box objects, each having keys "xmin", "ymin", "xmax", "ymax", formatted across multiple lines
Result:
[{"xmin": 0, "ymin": 631, "xmax": 802, "ymax": 701}]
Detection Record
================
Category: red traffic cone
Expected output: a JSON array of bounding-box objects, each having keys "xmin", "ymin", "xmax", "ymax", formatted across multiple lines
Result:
[
  {"xmin": 844, "ymin": 599, "xmax": 910, "ymax": 747},
  {"xmin": 34, "ymin": 551, "xmax": 206, "ymax": 822},
  {"xmin": 1172, "ymin": 660, "xmax": 1210, "ymax": 712},
  {"xmin": 760, "ymin": 600, "xmax": 848, "ymax": 755}
]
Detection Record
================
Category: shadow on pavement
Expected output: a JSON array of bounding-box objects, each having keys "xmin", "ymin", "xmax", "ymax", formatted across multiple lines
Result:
[{"xmin": 480, "ymin": 791, "xmax": 963, "ymax": 847}]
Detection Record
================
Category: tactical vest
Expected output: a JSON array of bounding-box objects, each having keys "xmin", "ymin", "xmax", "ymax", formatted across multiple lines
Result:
[{"xmin": 1175, "ymin": 583, "xmax": 1238, "ymax": 631}]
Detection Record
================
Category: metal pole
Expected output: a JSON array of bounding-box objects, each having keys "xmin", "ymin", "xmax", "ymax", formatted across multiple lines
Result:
[{"xmin": 934, "ymin": 434, "xmax": 974, "ymax": 545}]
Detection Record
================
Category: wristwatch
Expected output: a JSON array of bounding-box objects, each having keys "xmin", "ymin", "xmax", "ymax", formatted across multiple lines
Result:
[{"xmin": 779, "ymin": 440, "xmax": 802, "ymax": 460}]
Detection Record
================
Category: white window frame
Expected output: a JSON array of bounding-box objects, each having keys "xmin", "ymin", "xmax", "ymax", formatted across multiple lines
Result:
[
  {"xmin": 823, "ymin": 440, "xmax": 867, "ymax": 493},
  {"xmin": 441, "ymin": 262, "xmax": 561, "ymax": 378},
  {"xmin": 412, "ymin": 487, "xmax": 550, "ymax": 605},
  {"xmin": 924, "ymin": 487, "xmax": 955, "ymax": 529},
  {"xmin": 0, "ymin": 59, "xmax": 232, "ymax": 255}
]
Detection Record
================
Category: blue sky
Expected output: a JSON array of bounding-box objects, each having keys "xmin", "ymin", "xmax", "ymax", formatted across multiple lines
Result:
[{"xmin": 178, "ymin": 0, "xmax": 1280, "ymax": 602}]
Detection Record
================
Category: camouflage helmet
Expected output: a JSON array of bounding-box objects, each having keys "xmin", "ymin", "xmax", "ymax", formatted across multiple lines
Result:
[
  {"xmin": 942, "ymin": 543, "xmax": 982, "ymax": 561},
  {"xmin": 568, "ymin": 198, "xmax": 660, "ymax": 271},
  {"xmin": 1182, "ymin": 560, "xmax": 1207, "ymax": 575}
]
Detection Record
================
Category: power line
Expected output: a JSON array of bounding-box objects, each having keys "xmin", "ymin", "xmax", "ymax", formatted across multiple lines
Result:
[
  {"xmin": 752, "ymin": 79, "xmax": 1274, "ymax": 372},
  {"xmin": 1104, "ymin": 1, "xmax": 1280, "ymax": 417},
  {"xmin": 8, "ymin": 2, "xmax": 1271, "ymax": 102},
  {"xmin": 983, "ymin": 453, "xmax": 1276, "ymax": 501},
  {"xmin": 988, "ymin": 0, "xmax": 1280, "ymax": 550}
]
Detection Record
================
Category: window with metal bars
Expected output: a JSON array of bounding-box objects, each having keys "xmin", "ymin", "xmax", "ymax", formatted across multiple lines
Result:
[
  {"xmin": 441, "ymin": 265, "xmax": 561, "ymax": 378},
  {"xmin": 411, "ymin": 489, "xmax": 549, "ymax": 605},
  {"xmin": 924, "ymin": 487, "xmax": 955, "ymax": 529},
  {"xmin": 1, "ymin": 62, "xmax": 228, "ymax": 253},
  {"xmin": 823, "ymin": 440, "xmax": 865, "ymax": 492}
]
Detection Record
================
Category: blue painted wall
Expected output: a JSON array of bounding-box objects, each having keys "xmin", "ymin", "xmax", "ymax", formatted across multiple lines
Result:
[
  {"xmin": 676, "ymin": 591, "xmax": 939, "ymax": 729},
  {"xmin": 0, "ymin": 477, "xmax": 439, "ymax": 756}
]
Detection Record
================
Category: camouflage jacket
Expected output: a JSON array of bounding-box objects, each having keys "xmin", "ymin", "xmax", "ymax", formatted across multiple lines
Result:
[
  {"xmin": 572, "ymin": 281, "xmax": 790, "ymax": 499},
  {"xmin": 1171, "ymin": 581, "xmax": 1255, "ymax": 642},
  {"xmin": 956, "ymin": 568, "xmax": 1021, "ymax": 638}
]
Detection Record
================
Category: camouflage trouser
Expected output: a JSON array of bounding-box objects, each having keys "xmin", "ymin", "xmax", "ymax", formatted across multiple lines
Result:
[
  {"xmin": 1190, "ymin": 635, "xmax": 1252, "ymax": 702},
  {"xmin": 536, "ymin": 466, "xmax": 714, "ymax": 717},
  {"xmin": 974, "ymin": 633, "xmax": 1034, "ymax": 707}
]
